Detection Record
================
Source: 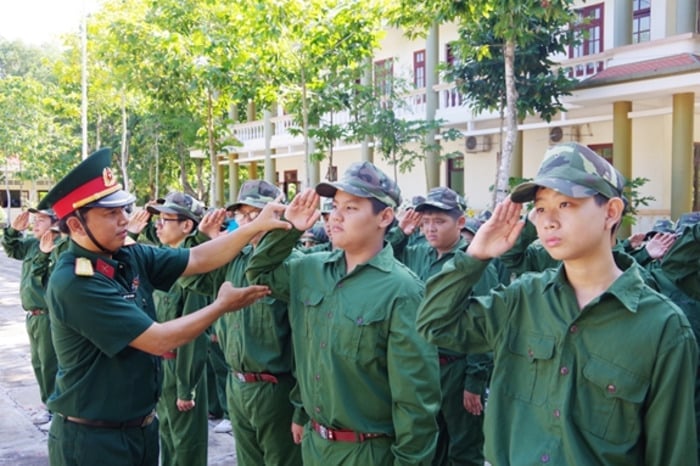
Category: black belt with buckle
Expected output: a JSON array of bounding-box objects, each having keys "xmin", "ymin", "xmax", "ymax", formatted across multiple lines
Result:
[{"xmin": 62, "ymin": 410, "xmax": 156, "ymax": 429}]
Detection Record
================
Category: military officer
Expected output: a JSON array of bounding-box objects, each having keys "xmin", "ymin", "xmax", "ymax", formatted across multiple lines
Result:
[{"xmin": 42, "ymin": 147, "xmax": 290, "ymax": 466}]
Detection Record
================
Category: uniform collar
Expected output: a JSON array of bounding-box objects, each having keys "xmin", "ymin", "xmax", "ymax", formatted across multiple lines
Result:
[
  {"xmin": 544, "ymin": 254, "xmax": 645, "ymax": 314},
  {"xmin": 323, "ymin": 242, "xmax": 395, "ymax": 273}
]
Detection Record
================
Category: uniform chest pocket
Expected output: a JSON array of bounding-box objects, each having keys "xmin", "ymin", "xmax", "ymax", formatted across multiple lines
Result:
[
  {"xmin": 576, "ymin": 356, "xmax": 648, "ymax": 444},
  {"xmin": 503, "ymin": 332, "xmax": 555, "ymax": 405},
  {"xmin": 332, "ymin": 306, "xmax": 389, "ymax": 363}
]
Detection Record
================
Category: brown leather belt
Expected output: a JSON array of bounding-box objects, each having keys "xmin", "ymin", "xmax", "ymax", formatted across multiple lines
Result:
[
  {"xmin": 311, "ymin": 419, "xmax": 389, "ymax": 443},
  {"xmin": 27, "ymin": 309, "xmax": 47, "ymax": 316},
  {"xmin": 439, "ymin": 355, "xmax": 460, "ymax": 366},
  {"xmin": 233, "ymin": 371, "xmax": 279, "ymax": 384},
  {"xmin": 162, "ymin": 350, "xmax": 177, "ymax": 360},
  {"xmin": 63, "ymin": 410, "xmax": 156, "ymax": 429}
]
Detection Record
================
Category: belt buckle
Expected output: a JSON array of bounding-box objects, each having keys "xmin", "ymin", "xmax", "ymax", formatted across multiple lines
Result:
[
  {"xmin": 236, "ymin": 372, "xmax": 246, "ymax": 382},
  {"xmin": 318, "ymin": 424, "xmax": 330, "ymax": 440}
]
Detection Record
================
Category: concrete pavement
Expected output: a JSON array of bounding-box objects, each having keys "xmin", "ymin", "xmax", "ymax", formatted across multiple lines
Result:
[{"xmin": 0, "ymin": 249, "xmax": 237, "ymax": 465}]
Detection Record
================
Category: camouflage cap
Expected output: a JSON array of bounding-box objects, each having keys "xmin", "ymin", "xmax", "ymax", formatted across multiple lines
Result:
[
  {"xmin": 511, "ymin": 142, "xmax": 625, "ymax": 203},
  {"xmin": 411, "ymin": 195, "xmax": 426, "ymax": 207},
  {"xmin": 227, "ymin": 180, "xmax": 283, "ymax": 211},
  {"xmin": 675, "ymin": 211, "xmax": 700, "ymax": 233},
  {"xmin": 462, "ymin": 217, "xmax": 483, "ymax": 235},
  {"xmin": 147, "ymin": 191, "xmax": 205, "ymax": 223},
  {"xmin": 28, "ymin": 207, "xmax": 57, "ymax": 221},
  {"xmin": 415, "ymin": 187, "xmax": 467, "ymax": 213},
  {"xmin": 644, "ymin": 218, "xmax": 675, "ymax": 240},
  {"xmin": 316, "ymin": 161, "xmax": 401, "ymax": 208}
]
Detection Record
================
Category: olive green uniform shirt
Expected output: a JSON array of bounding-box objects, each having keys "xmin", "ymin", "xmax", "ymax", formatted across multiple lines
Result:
[
  {"xmin": 46, "ymin": 241, "xmax": 189, "ymax": 420},
  {"xmin": 2, "ymin": 227, "xmax": 49, "ymax": 310},
  {"xmin": 247, "ymin": 228, "xmax": 441, "ymax": 466},
  {"xmin": 417, "ymin": 251, "xmax": 698, "ymax": 466}
]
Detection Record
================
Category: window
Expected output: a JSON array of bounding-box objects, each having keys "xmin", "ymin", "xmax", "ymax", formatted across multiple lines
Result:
[
  {"xmin": 414, "ymin": 50, "xmax": 426, "ymax": 89},
  {"xmin": 570, "ymin": 3, "xmax": 604, "ymax": 76},
  {"xmin": 445, "ymin": 43, "xmax": 463, "ymax": 107},
  {"xmin": 694, "ymin": 143, "xmax": 700, "ymax": 211},
  {"xmin": 374, "ymin": 58, "xmax": 393, "ymax": 98},
  {"xmin": 0, "ymin": 190, "xmax": 26, "ymax": 208},
  {"xmin": 633, "ymin": 0, "xmax": 651, "ymax": 44},
  {"xmin": 588, "ymin": 144, "xmax": 613, "ymax": 164}
]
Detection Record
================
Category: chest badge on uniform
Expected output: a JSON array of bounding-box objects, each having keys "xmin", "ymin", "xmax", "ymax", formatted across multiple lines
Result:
[{"xmin": 75, "ymin": 257, "xmax": 94, "ymax": 276}]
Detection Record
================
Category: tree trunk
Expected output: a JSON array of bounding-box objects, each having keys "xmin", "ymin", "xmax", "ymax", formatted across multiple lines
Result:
[
  {"xmin": 120, "ymin": 92, "xmax": 130, "ymax": 191},
  {"xmin": 207, "ymin": 89, "xmax": 217, "ymax": 207},
  {"xmin": 494, "ymin": 39, "xmax": 518, "ymax": 205}
]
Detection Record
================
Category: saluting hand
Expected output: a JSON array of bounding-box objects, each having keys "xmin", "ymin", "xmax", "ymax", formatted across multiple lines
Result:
[
  {"xmin": 284, "ymin": 189, "xmax": 321, "ymax": 232},
  {"xmin": 199, "ymin": 209, "xmax": 226, "ymax": 239},
  {"xmin": 39, "ymin": 230, "xmax": 58, "ymax": 254},
  {"xmin": 127, "ymin": 208, "xmax": 151, "ymax": 236},
  {"xmin": 467, "ymin": 197, "xmax": 525, "ymax": 260},
  {"xmin": 399, "ymin": 209, "xmax": 423, "ymax": 236},
  {"xmin": 249, "ymin": 196, "xmax": 297, "ymax": 233},
  {"xmin": 216, "ymin": 281, "xmax": 271, "ymax": 312},
  {"xmin": 645, "ymin": 232, "xmax": 677, "ymax": 260},
  {"xmin": 11, "ymin": 211, "xmax": 30, "ymax": 231}
]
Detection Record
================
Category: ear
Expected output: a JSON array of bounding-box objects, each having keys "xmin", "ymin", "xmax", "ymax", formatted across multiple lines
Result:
[
  {"xmin": 65, "ymin": 215, "xmax": 86, "ymax": 236},
  {"xmin": 457, "ymin": 215, "xmax": 466, "ymax": 229},
  {"xmin": 605, "ymin": 197, "xmax": 625, "ymax": 230},
  {"xmin": 182, "ymin": 219, "xmax": 195, "ymax": 235},
  {"xmin": 378, "ymin": 207, "xmax": 395, "ymax": 229}
]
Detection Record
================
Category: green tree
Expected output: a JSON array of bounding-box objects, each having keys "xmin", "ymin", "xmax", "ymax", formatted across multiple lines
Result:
[{"xmin": 392, "ymin": 0, "xmax": 579, "ymax": 204}]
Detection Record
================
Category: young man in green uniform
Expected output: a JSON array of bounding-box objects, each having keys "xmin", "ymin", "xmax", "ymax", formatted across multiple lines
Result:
[
  {"xmin": 247, "ymin": 162, "xmax": 441, "ymax": 466},
  {"xmin": 186, "ymin": 180, "xmax": 302, "ymax": 466},
  {"xmin": 388, "ymin": 187, "xmax": 501, "ymax": 466},
  {"xmin": 147, "ymin": 192, "xmax": 210, "ymax": 466},
  {"xmin": 42, "ymin": 148, "xmax": 291, "ymax": 466},
  {"xmin": 2, "ymin": 205, "xmax": 60, "ymax": 427},
  {"xmin": 416, "ymin": 142, "xmax": 698, "ymax": 466}
]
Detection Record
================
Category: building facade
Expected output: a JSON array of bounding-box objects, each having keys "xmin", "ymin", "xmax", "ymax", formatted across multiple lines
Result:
[{"xmin": 219, "ymin": 0, "xmax": 700, "ymax": 232}]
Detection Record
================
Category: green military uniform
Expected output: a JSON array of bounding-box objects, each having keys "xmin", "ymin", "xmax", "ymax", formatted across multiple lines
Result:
[
  {"xmin": 389, "ymin": 226, "xmax": 497, "ymax": 466},
  {"xmin": 184, "ymin": 179, "xmax": 302, "ymax": 466},
  {"xmin": 417, "ymin": 142, "xmax": 698, "ymax": 465},
  {"xmin": 153, "ymin": 279, "xmax": 210, "ymax": 466},
  {"xmin": 648, "ymin": 220, "xmax": 700, "ymax": 462},
  {"xmin": 2, "ymin": 224, "xmax": 59, "ymax": 405},
  {"xmin": 205, "ymin": 325, "xmax": 229, "ymax": 420},
  {"xmin": 47, "ymin": 241, "xmax": 189, "ymax": 465},
  {"xmin": 248, "ymin": 230, "xmax": 441, "ymax": 466},
  {"xmin": 418, "ymin": 250, "xmax": 698, "ymax": 465},
  {"xmin": 41, "ymin": 148, "xmax": 190, "ymax": 466},
  {"xmin": 147, "ymin": 192, "xmax": 211, "ymax": 466},
  {"xmin": 186, "ymin": 245, "xmax": 302, "ymax": 466}
]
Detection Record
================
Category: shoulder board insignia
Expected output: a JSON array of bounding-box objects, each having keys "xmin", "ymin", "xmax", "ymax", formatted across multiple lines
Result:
[{"xmin": 75, "ymin": 257, "xmax": 94, "ymax": 277}]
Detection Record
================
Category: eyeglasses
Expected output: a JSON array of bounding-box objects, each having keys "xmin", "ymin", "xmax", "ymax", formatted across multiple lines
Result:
[
  {"xmin": 155, "ymin": 217, "xmax": 183, "ymax": 226},
  {"xmin": 234, "ymin": 210, "xmax": 260, "ymax": 223}
]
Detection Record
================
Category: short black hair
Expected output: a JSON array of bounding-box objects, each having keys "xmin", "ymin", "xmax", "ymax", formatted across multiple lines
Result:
[{"xmin": 369, "ymin": 197, "xmax": 390, "ymax": 215}]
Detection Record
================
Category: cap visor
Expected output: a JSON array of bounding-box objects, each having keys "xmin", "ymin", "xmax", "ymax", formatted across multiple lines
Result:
[
  {"xmin": 316, "ymin": 181, "xmax": 370, "ymax": 200},
  {"xmin": 85, "ymin": 190, "xmax": 136, "ymax": 209},
  {"xmin": 415, "ymin": 201, "xmax": 451, "ymax": 212},
  {"xmin": 510, "ymin": 178, "xmax": 597, "ymax": 203},
  {"xmin": 147, "ymin": 204, "xmax": 180, "ymax": 216}
]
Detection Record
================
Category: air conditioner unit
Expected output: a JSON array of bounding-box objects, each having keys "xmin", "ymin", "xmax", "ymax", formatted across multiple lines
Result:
[
  {"xmin": 465, "ymin": 135, "xmax": 492, "ymax": 153},
  {"xmin": 549, "ymin": 126, "xmax": 580, "ymax": 143},
  {"xmin": 549, "ymin": 127, "xmax": 563, "ymax": 143}
]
